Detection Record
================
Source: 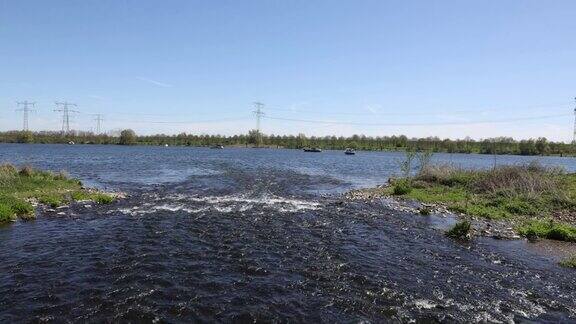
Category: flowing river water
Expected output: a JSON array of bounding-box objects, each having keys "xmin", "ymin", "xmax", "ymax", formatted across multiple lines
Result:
[{"xmin": 1, "ymin": 144, "xmax": 575, "ymax": 322}]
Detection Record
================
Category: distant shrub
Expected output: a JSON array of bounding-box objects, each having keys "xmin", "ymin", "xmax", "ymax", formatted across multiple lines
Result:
[
  {"xmin": 416, "ymin": 164, "xmax": 476, "ymax": 187},
  {"xmin": 445, "ymin": 220, "xmax": 472, "ymax": 240},
  {"xmin": 54, "ymin": 170, "xmax": 69, "ymax": 180},
  {"xmin": 392, "ymin": 180, "xmax": 412, "ymax": 195},
  {"xmin": 0, "ymin": 164, "xmax": 18, "ymax": 185},
  {"xmin": 19, "ymin": 166, "xmax": 34, "ymax": 177},
  {"xmin": 0, "ymin": 164, "xmax": 17, "ymax": 175},
  {"xmin": 473, "ymin": 163, "xmax": 562, "ymax": 198}
]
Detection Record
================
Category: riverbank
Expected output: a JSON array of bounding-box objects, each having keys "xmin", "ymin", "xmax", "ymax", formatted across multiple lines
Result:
[
  {"xmin": 347, "ymin": 162, "xmax": 576, "ymax": 243},
  {"xmin": 0, "ymin": 164, "xmax": 119, "ymax": 223},
  {"xmin": 2, "ymin": 130, "xmax": 576, "ymax": 157}
]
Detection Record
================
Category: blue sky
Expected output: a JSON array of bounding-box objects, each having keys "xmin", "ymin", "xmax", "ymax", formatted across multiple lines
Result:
[{"xmin": 1, "ymin": 0, "xmax": 575, "ymax": 141}]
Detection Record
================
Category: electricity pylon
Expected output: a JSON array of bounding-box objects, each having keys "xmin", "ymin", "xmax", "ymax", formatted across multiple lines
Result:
[
  {"xmin": 54, "ymin": 102, "xmax": 79, "ymax": 134},
  {"xmin": 16, "ymin": 101, "xmax": 36, "ymax": 131}
]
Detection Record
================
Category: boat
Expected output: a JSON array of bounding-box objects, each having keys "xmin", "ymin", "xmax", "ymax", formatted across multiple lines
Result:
[
  {"xmin": 303, "ymin": 147, "xmax": 322, "ymax": 152},
  {"xmin": 344, "ymin": 148, "xmax": 356, "ymax": 155},
  {"xmin": 210, "ymin": 145, "xmax": 224, "ymax": 149},
  {"xmin": 67, "ymin": 141, "xmax": 75, "ymax": 145}
]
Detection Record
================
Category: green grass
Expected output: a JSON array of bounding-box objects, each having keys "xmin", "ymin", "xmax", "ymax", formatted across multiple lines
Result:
[
  {"xmin": 0, "ymin": 164, "xmax": 115, "ymax": 223},
  {"xmin": 559, "ymin": 256, "xmax": 576, "ymax": 268},
  {"xmin": 71, "ymin": 191, "xmax": 115, "ymax": 204},
  {"xmin": 384, "ymin": 162, "xmax": 576, "ymax": 242},
  {"xmin": 0, "ymin": 204, "xmax": 15, "ymax": 223},
  {"xmin": 518, "ymin": 220, "xmax": 576, "ymax": 242}
]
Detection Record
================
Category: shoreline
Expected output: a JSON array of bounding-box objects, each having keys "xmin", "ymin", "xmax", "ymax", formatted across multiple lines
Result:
[
  {"xmin": 345, "ymin": 185, "xmax": 522, "ymax": 240},
  {"xmin": 0, "ymin": 164, "xmax": 122, "ymax": 224},
  {"xmin": 0, "ymin": 141, "xmax": 575, "ymax": 158}
]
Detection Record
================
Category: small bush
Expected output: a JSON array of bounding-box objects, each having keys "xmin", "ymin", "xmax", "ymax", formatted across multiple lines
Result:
[
  {"xmin": 19, "ymin": 165, "xmax": 34, "ymax": 177},
  {"xmin": 559, "ymin": 256, "xmax": 576, "ymax": 268},
  {"xmin": 419, "ymin": 207, "xmax": 432, "ymax": 215},
  {"xmin": 473, "ymin": 163, "xmax": 562, "ymax": 198},
  {"xmin": 0, "ymin": 164, "xmax": 17, "ymax": 175},
  {"xmin": 417, "ymin": 164, "xmax": 476, "ymax": 187},
  {"xmin": 0, "ymin": 164, "xmax": 17, "ymax": 185},
  {"xmin": 445, "ymin": 220, "xmax": 472, "ymax": 240},
  {"xmin": 392, "ymin": 180, "xmax": 412, "ymax": 195},
  {"xmin": 54, "ymin": 171, "xmax": 69, "ymax": 180}
]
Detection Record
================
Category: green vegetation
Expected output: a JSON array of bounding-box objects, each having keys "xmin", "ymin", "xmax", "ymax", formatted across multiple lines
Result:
[
  {"xmin": 0, "ymin": 130, "xmax": 573, "ymax": 156},
  {"xmin": 445, "ymin": 220, "xmax": 472, "ymax": 240},
  {"xmin": 119, "ymin": 129, "xmax": 137, "ymax": 145},
  {"xmin": 559, "ymin": 256, "xmax": 576, "ymax": 268},
  {"xmin": 0, "ymin": 164, "xmax": 115, "ymax": 223},
  {"xmin": 518, "ymin": 220, "xmax": 576, "ymax": 242},
  {"xmin": 418, "ymin": 207, "xmax": 432, "ymax": 215},
  {"xmin": 386, "ymin": 156, "xmax": 576, "ymax": 242},
  {"xmin": 392, "ymin": 179, "xmax": 412, "ymax": 195}
]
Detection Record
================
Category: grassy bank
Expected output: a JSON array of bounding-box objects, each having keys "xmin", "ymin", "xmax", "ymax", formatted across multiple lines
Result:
[
  {"xmin": 0, "ymin": 164, "xmax": 115, "ymax": 223},
  {"xmin": 385, "ymin": 162, "xmax": 576, "ymax": 242}
]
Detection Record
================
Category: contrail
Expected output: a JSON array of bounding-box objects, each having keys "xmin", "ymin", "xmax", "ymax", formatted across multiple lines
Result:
[{"xmin": 136, "ymin": 77, "xmax": 173, "ymax": 88}]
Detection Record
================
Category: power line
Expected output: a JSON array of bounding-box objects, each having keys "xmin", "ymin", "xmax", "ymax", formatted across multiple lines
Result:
[
  {"xmin": 110, "ymin": 116, "xmax": 250, "ymax": 125},
  {"xmin": 263, "ymin": 113, "xmax": 571, "ymax": 127},
  {"xmin": 16, "ymin": 101, "xmax": 36, "ymax": 131},
  {"xmin": 264, "ymin": 102, "xmax": 571, "ymax": 117},
  {"xmin": 54, "ymin": 102, "xmax": 79, "ymax": 133}
]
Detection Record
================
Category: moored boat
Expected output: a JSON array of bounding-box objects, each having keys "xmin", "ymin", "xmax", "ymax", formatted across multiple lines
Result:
[
  {"xmin": 303, "ymin": 147, "xmax": 322, "ymax": 152},
  {"xmin": 344, "ymin": 148, "xmax": 356, "ymax": 155}
]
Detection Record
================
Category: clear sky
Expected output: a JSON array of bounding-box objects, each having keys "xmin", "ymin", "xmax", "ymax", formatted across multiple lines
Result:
[{"xmin": 1, "ymin": 0, "xmax": 575, "ymax": 141}]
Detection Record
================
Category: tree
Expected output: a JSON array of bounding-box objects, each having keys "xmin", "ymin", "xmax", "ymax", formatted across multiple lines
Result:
[
  {"xmin": 535, "ymin": 137, "xmax": 549, "ymax": 156},
  {"xmin": 17, "ymin": 131, "xmax": 34, "ymax": 144},
  {"xmin": 247, "ymin": 129, "xmax": 262, "ymax": 146},
  {"xmin": 119, "ymin": 129, "xmax": 136, "ymax": 145}
]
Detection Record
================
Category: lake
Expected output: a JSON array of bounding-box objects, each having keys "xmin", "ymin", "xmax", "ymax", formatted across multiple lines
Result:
[{"xmin": 1, "ymin": 144, "xmax": 575, "ymax": 322}]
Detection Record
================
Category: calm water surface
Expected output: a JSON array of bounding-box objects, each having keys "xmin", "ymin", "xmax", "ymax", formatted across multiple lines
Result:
[{"xmin": 1, "ymin": 144, "xmax": 575, "ymax": 322}]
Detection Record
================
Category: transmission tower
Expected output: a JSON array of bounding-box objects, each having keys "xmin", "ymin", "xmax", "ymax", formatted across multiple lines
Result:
[
  {"xmin": 573, "ymin": 97, "xmax": 576, "ymax": 144},
  {"xmin": 93, "ymin": 114, "xmax": 104, "ymax": 134},
  {"xmin": 16, "ymin": 101, "xmax": 36, "ymax": 131},
  {"xmin": 253, "ymin": 102, "xmax": 265, "ymax": 147},
  {"xmin": 253, "ymin": 102, "xmax": 265, "ymax": 132},
  {"xmin": 54, "ymin": 102, "xmax": 79, "ymax": 134}
]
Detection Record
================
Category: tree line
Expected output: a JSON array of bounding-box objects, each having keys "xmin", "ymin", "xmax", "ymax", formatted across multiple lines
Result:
[{"xmin": 0, "ymin": 129, "xmax": 574, "ymax": 156}]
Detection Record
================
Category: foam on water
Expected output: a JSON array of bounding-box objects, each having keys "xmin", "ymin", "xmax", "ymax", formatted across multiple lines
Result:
[{"xmin": 113, "ymin": 192, "xmax": 321, "ymax": 216}]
